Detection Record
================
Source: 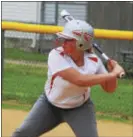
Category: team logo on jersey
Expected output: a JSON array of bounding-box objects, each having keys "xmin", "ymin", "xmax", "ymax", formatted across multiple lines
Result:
[{"xmin": 72, "ymin": 30, "xmax": 92, "ymax": 41}]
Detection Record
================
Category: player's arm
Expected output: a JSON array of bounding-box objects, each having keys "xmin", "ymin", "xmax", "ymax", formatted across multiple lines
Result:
[
  {"xmin": 100, "ymin": 76, "xmax": 117, "ymax": 93},
  {"xmin": 57, "ymin": 68, "xmax": 117, "ymax": 87},
  {"xmin": 48, "ymin": 49, "xmax": 118, "ymax": 90},
  {"xmin": 95, "ymin": 57, "xmax": 117, "ymax": 92},
  {"xmin": 48, "ymin": 49, "xmax": 115, "ymax": 88},
  {"xmin": 101, "ymin": 60, "xmax": 125, "ymax": 92},
  {"xmin": 96, "ymin": 59, "xmax": 124, "ymax": 93}
]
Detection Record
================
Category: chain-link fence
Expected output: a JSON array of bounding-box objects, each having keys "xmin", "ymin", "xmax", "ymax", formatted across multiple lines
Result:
[{"xmin": 4, "ymin": 30, "xmax": 55, "ymax": 53}]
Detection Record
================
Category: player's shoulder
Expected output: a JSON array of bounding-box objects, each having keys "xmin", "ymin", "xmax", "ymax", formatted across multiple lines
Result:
[{"xmin": 49, "ymin": 47, "xmax": 64, "ymax": 57}]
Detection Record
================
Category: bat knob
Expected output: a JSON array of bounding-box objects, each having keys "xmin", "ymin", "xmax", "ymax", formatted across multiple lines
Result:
[{"xmin": 119, "ymin": 72, "xmax": 125, "ymax": 78}]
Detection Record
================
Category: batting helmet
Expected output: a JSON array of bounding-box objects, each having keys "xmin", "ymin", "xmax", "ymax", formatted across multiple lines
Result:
[{"xmin": 56, "ymin": 19, "xmax": 94, "ymax": 50}]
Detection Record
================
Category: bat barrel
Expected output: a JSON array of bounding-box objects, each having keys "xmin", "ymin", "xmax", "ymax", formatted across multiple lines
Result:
[
  {"xmin": 60, "ymin": 10, "xmax": 75, "ymax": 22},
  {"xmin": 92, "ymin": 43, "xmax": 103, "ymax": 54}
]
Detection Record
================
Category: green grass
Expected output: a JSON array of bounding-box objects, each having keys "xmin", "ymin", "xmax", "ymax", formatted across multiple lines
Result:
[
  {"xmin": 2, "ymin": 62, "xmax": 133, "ymax": 122},
  {"xmin": 91, "ymin": 80, "xmax": 133, "ymax": 117},
  {"xmin": 4, "ymin": 48, "xmax": 48, "ymax": 62},
  {"xmin": 2, "ymin": 102, "xmax": 32, "ymax": 111},
  {"xmin": 3, "ymin": 63, "xmax": 47, "ymax": 104}
]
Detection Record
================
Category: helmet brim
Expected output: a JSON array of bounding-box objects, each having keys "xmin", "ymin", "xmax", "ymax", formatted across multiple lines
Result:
[{"xmin": 56, "ymin": 32, "xmax": 74, "ymax": 39}]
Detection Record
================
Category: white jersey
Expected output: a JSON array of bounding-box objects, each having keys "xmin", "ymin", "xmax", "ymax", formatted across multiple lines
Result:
[{"xmin": 45, "ymin": 47, "xmax": 107, "ymax": 109}]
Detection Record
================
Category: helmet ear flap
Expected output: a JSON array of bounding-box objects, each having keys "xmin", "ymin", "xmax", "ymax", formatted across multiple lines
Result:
[
  {"xmin": 76, "ymin": 40, "xmax": 84, "ymax": 50},
  {"xmin": 76, "ymin": 31, "xmax": 93, "ymax": 51},
  {"xmin": 76, "ymin": 32, "xmax": 85, "ymax": 51}
]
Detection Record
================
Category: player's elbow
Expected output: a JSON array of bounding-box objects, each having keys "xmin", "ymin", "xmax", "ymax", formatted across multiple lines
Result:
[
  {"xmin": 101, "ymin": 77, "xmax": 118, "ymax": 93},
  {"xmin": 102, "ymin": 83, "xmax": 117, "ymax": 93}
]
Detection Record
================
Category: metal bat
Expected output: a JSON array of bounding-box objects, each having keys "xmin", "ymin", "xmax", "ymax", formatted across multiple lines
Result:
[
  {"xmin": 60, "ymin": 9, "xmax": 125, "ymax": 78},
  {"xmin": 92, "ymin": 43, "xmax": 125, "ymax": 78}
]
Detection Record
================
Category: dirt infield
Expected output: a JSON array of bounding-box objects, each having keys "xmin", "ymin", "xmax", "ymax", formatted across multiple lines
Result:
[{"xmin": 2, "ymin": 109, "xmax": 133, "ymax": 137}]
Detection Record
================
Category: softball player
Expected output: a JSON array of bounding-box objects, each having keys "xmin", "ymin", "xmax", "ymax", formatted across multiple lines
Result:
[{"xmin": 12, "ymin": 19, "xmax": 124, "ymax": 137}]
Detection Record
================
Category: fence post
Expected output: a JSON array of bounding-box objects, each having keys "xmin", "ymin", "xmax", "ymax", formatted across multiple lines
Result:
[
  {"xmin": 38, "ymin": 2, "xmax": 45, "ymax": 53},
  {"xmin": 2, "ymin": 30, "xmax": 5, "ymax": 83}
]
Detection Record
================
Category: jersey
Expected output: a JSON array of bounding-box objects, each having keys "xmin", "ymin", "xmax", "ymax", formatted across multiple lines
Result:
[{"xmin": 44, "ymin": 47, "xmax": 108, "ymax": 109}]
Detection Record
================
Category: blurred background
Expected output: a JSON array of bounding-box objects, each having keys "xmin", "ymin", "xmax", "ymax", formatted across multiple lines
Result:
[{"xmin": 1, "ymin": 2, "xmax": 133, "ymax": 123}]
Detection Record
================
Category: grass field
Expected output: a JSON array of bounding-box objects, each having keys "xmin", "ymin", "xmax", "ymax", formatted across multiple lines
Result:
[
  {"xmin": 4, "ymin": 48, "xmax": 48, "ymax": 62},
  {"xmin": 3, "ymin": 63, "xmax": 47, "ymax": 104},
  {"xmin": 3, "ymin": 48, "xmax": 133, "ymax": 122}
]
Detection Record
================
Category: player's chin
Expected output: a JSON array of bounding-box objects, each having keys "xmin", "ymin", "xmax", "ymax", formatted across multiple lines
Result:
[{"xmin": 64, "ymin": 51, "xmax": 73, "ymax": 56}]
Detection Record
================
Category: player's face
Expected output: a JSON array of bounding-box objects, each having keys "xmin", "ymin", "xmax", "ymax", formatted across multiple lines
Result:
[{"xmin": 62, "ymin": 39, "xmax": 77, "ymax": 55}]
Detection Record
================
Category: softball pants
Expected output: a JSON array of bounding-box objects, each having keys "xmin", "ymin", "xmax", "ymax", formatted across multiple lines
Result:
[{"xmin": 12, "ymin": 92, "xmax": 98, "ymax": 137}]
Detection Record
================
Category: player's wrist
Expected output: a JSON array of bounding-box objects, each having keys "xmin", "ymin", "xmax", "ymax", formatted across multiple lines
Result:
[{"xmin": 109, "ymin": 72, "xmax": 117, "ymax": 78}]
